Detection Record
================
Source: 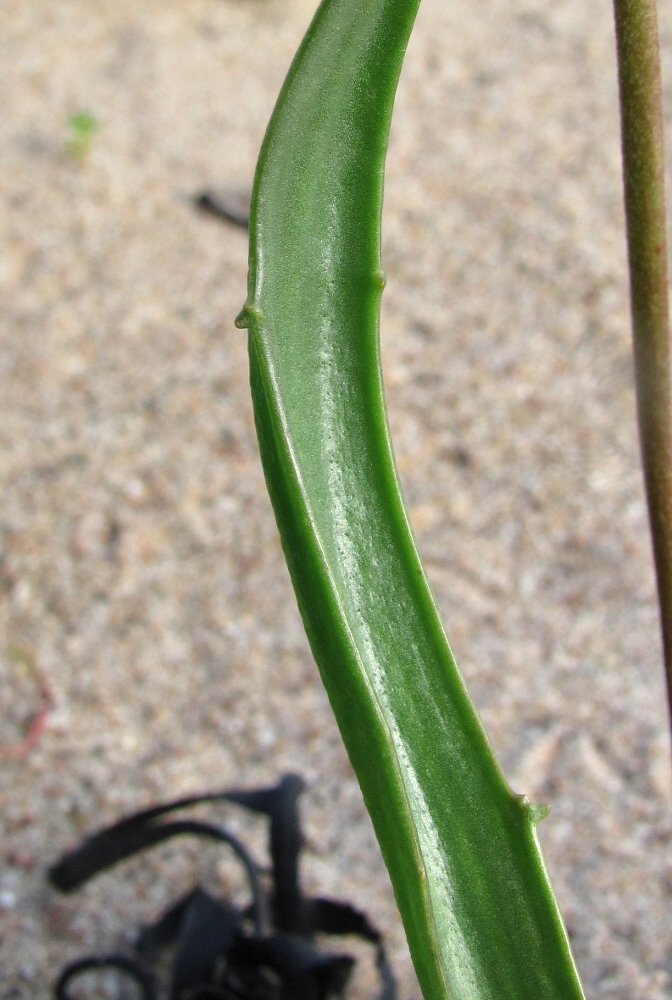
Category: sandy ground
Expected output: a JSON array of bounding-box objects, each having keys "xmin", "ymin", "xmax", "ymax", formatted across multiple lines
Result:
[{"xmin": 1, "ymin": 0, "xmax": 672, "ymax": 996}]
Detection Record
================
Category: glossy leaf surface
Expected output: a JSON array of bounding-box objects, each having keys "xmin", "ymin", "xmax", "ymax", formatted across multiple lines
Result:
[{"xmin": 237, "ymin": 0, "xmax": 586, "ymax": 996}]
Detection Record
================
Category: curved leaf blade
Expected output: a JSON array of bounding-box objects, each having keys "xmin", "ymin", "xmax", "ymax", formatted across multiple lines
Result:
[{"xmin": 237, "ymin": 1, "xmax": 585, "ymax": 997}]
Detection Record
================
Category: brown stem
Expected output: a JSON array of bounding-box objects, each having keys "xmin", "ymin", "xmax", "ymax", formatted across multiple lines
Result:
[{"xmin": 613, "ymin": 0, "xmax": 672, "ymax": 740}]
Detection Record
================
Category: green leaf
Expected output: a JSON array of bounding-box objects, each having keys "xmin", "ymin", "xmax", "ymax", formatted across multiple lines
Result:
[{"xmin": 237, "ymin": 0, "xmax": 585, "ymax": 996}]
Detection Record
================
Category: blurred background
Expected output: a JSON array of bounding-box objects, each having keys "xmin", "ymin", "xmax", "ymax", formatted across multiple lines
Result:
[{"xmin": 1, "ymin": 0, "xmax": 671, "ymax": 996}]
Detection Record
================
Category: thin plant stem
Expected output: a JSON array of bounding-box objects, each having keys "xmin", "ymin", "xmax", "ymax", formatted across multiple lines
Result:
[{"xmin": 613, "ymin": 0, "xmax": 672, "ymax": 739}]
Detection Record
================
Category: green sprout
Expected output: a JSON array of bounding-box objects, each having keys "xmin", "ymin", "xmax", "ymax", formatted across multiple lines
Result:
[{"xmin": 64, "ymin": 109, "xmax": 99, "ymax": 159}]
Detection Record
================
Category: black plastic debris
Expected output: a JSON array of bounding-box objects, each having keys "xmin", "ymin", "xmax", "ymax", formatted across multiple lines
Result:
[{"xmin": 49, "ymin": 774, "xmax": 397, "ymax": 1000}]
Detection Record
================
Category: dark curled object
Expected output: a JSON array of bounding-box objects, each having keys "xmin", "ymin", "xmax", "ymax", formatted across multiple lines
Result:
[
  {"xmin": 49, "ymin": 774, "xmax": 397, "ymax": 1000},
  {"xmin": 193, "ymin": 189, "xmax": 250, "ymax": 229}
]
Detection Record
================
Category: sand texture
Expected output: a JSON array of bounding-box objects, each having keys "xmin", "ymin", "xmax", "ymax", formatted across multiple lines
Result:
[{"xmin": 1, "ymin": 0, "xmax": 671, "ymax": 996}]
